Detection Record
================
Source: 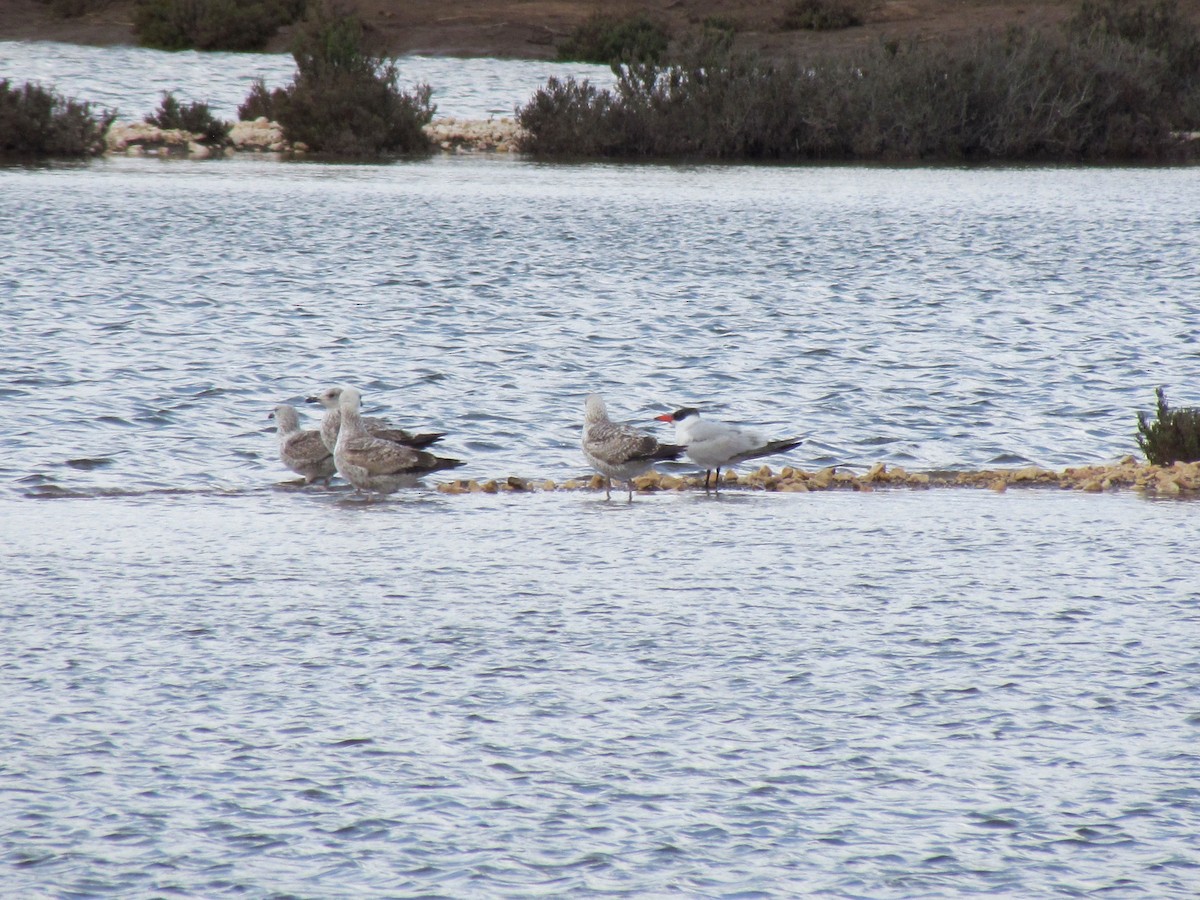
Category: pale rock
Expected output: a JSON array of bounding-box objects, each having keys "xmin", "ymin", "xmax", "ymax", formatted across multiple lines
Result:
[
  {"xmin": 810, "ymin": 467, "xmax": 835, "ymax": 489},
  {"xmin": 229, "ymin": 118, "xmax": 287, "ymax": 152},
  {"xmin": 423, "ymin": 116, "xmax": 526, "ymax": 153},
  {"xmin": 631, "ymin": 474, "xmax": 658, "ymax": 491},
  {"xmin": 106, "ymin": 121, "xmax": 194, "ymax": 153},
  {"xmin": 1012, "ymin": 466, "xmax": 1051, "ymax": 482}
]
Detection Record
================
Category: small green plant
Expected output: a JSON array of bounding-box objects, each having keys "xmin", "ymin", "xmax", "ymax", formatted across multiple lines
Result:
[
  {"xmin": 1137, "ymin": 387, "xmax": 1200, "ymax": 465},
  {"xmin": 148, "ymin": 91, "xmax": 230, "ymax": 143},
  {"xmin": 556, "ymin": 13, "xmax": 669, "ymax": 65},
  {"xmin": 134, "ymin": 0, "xmax": 305, "ymax": 51},
  {"xmin": 238, "ymin": 5, "xmax": 434, "ymax": 157},
  {"xmin": 0, "ymin": 79, "xmax": 115, "ymax": 158},
  {"xmin": 780, "ymin": 0, "xmax": 862, "ymax": 31}
]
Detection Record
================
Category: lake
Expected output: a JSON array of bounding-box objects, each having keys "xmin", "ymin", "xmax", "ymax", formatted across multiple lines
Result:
[{"xmin": 2, "ymin": 40, "xmax": 1199, "ymax": 899}]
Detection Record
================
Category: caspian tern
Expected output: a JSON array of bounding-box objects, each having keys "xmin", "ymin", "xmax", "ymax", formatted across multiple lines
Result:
[
  {"xmin": 334, "ymin": 387, "xmax": 464, "ymax": 495},
  {"xmin": 655, "ymin": 407, "xmax": 803, "ymax": 491},
  {"xmin": 307, "ymin": 386, "xmax": 445, "ymax": 453},
  {"xmin": 582, "ymin": 394, "xmax": 685, "ymax": 501},
  {"xmin": 270, "ymin": 404, "xmax": 336, "ymax": 485}
]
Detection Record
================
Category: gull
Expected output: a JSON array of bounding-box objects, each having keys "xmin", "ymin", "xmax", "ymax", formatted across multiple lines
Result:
[
  {"xmin": 334, "ymin": 387, "xmax": 464, "ymax": 495},
  {"xmin": 582, "ymin": 393, "xmax": 685, "ymax": 501},
  {"xmin": 270, "ymin": 404, "xmax": 336, "ymax": 485},
  {"xmin": 656, "ymin": 407, "xmax": 803, "ymax": 491},
  {"xmin": 306, "ymin": 385, "xmax": 445, "ymax": 454}
]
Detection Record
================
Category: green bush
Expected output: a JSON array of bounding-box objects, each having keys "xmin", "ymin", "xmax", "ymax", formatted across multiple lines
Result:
[
  {"xmin": 0, "ymin": 79, "xmax": 115, "ymax": 158},
  {"xmin": 556, "ymin": 13, "xmax": 669, "ymax": 65},
  {"xmin": 780, "ymin": 0, "xmax": 862, "ymax": 31},
  {"xmin": 1137, "ymin": 387, "xmax": 1200, "ymax": 465},
  {"xmin": 134, "ymin": 0, "xmax": 305, "ymax": 51},
  {"xmin": 237, "ymin": 6, "xmax": 435, "ymax": 157},
  {"xmin": 148, "ymin": 91, "xmax": 230, "ymax": 143},
  {"xmin": 518, "ymin": 4, "xmax": 1200, "ymax": 162}
]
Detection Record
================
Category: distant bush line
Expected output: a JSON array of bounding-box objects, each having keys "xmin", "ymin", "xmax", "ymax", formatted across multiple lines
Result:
[
  {"xmin": 0, "ymin": 79, "xmax": 114, "ymax": 158},
  {"xmin": 520, "ymin": 0, "xmax": 1200, "ymax": 162},
  {"xmin": 133, "ymin": 0, "xmax": 306, "ymax": 51},
  {"xmin": 556, "ymin": 13, "xmax": 670, "ymax": 65},
  {"xmin": 780, "ymin": 0, "xmax": 862, "ymax": 32},
  {"xmin": 36, "ymin": 0, "xmax": 111, "ymax": 19}
]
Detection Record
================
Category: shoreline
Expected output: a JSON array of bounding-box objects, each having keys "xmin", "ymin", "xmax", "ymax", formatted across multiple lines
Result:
[
  {"xmin": 104, "ymin": 116, "xmax": 526, "ymax": 157},
  {"xmin": 433, "ymin": 459, "xmax": 1199, "ymax": 496}
]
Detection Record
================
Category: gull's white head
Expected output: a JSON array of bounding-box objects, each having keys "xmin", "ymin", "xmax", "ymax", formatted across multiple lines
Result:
[
  {"xmin": 306, "ymin": 386, "xmax": 344, "ymax": 410},
  {"xmin": 338, "ymin": 386, "xmax": 363, "ymax": 414},
  {"xmin": 584, "ymin": 394, "xmax": 609, "ymax": 423},
  {"xmin": 270, "ymin": 404, "xmax": 300, "ymax": 432}
]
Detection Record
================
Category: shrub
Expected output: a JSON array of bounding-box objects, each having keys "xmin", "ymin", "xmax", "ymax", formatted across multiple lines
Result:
[
  {"xmin": 148, "ymin": 91, "xmax": 230, "ymax": 143},
  {"xmin": 1068, "ymin": 0, "xmax": 1200, "ymax": 127},
  {"xmin": 556, "ymin": 13, "xmax": 669, "ymax": 65},
  {"xmin": 0, "ymin": 79, "xmax": 115, "ymax": 158},
  {"xmin": 780, "ymin": 0, "xmax": 862, "ymax": 31},
  {"xmin": 134, "ymin": 0, "xmax": 305, "ymax": 52},
  {"xmin": 1137, "ymin": 387, "xmax": 1200, "ymax": 465},
  {"xmin": 238, "ymin": 6, "xmax": 435, "ymax": 157},
  {"xmin": 519, "ymin": 6, "xmax": 1200, "ymax": 162}
]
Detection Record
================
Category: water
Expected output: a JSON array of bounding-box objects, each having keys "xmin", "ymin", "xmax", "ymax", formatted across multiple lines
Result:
[
  {"xmin": 0, "ymin": 40, "xmax": 614, "ymax": 121},
  {"xmin": 3, "ymin": 42, "xmax": 1200, "ymax": 899}
]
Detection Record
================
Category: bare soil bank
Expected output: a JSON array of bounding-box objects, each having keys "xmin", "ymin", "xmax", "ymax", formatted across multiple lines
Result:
[{"xmin": 7, "ymin": 0, "xmax": 1198, "ymax": 61}]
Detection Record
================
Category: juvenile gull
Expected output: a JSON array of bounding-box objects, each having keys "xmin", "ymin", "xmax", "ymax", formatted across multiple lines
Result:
[
  {"xmin": 656, "ymin": 406, "xmax": 803, "ymax": 491},
  {"xmin": 582, "ymin": 393, "xmax": 685, "ymax": 501},
  {"xmin": 334, "ymin": 387, "xmax": 464, "ymax": 495},
  {"xmin": 306, "ymin": 385, "xmax": 445, "ymax": 454},
  {"xmin": 270, "ymin": 404, "xmax": 336, "ymax": 485}
]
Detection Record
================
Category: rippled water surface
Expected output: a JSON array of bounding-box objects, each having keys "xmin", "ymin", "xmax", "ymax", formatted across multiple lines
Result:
[
  {"xmin": 0, "ymin": 40, "xmax": 613, "ymax": 120},
  {"xmin": 3, "ymin": 43, "xmax": 1200, "ymax": 899}
]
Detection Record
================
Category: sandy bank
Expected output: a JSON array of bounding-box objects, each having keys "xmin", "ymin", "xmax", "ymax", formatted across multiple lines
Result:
[
  {"xmin": 431, "ymin": 459, "xmax": 1200, "ymax": 497},
  {"xmin": 103, "ymin": 116, "xmax": 524, "ymax": 156}
]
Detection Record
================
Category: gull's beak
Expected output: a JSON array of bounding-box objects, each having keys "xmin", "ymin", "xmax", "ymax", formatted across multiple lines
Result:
[
  {"xmin": 305, "ymin": 396, "xmax": 319, "ymax": 404},
  {"xmin": 655, "ymin": 413, "xmax": 673, "ymax": 422}
]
